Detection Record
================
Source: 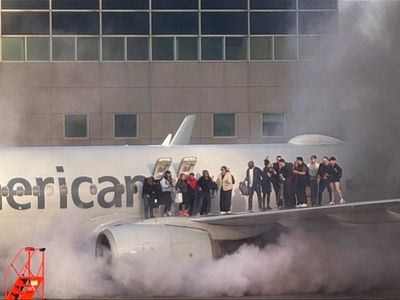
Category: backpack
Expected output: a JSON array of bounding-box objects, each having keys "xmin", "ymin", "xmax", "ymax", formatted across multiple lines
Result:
[
  {"xmin": 231, "ymin": 174, "xmax": 235, "ymax": 185},
  {"xmin": 239, "ymin": 181, "xmax": 248, "ymax": 196}
]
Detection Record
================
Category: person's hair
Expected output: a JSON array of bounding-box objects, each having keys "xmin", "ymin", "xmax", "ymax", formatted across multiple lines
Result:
[
  {"xmin": 264, "ymin": 159, "xmax": 270, "ymax": 165},
  {"xmin": 276, "ymin": 155, "xmax": 282, "ymax": 160},
  {"xmin": 296, "ymin": 156, "xmax": 304, "ymax": 162},
  {"xmin": 164, "ymin": 170, "xmax": 171, "ymax": 178},
  {"xmin": 330, "ymin": 156, "xmax": 336, "ymax": 161},
  {"xmin": 203, "ymin": 170, "xmax": 209, "ymax": 175},
  {"xmin": 221, "ymin": 166, "xmax": 227, "ymax": 171},
  {"xmin": 278, "ymin": 158, "xmax": 285, "ymax": 163},
  {"xmin": 179, "ymin": 173, "xmax": 186, "ymax": 179},
  {"xmin": 311, "ymin": 155, "xmax": 317, "ymax": 159},
  {"xmin": 323, "ymin": 156, "xmax": 329, "ymax": 160},
  {"xmin": 189, "ymin": 172, "xmax": 195, "ymax": 176}
]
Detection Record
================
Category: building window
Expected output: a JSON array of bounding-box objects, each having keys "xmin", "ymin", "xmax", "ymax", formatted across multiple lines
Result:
[
  {"xmin": 102, "ymin": 37, "xmax": 125, "ymax": 61},
  {"xmin": 1, "ymin": 37, "xmax": 25, "ymax": 61},
  {"xmin": 213, "ymin": 113, "xmax": 236, "ymax": 137},
  {"xmin": 64, "ymin": 114, "xmax": 88, "ymax": 138},
  {"xmin": 201, "ymin": 37, "xmax": 223, "ymax": 60},
  {"xmin": 77, "ymin": 37, "xmax": 99, "ymax": 61},
  {"xmin": 262, "ymin": 113, "xmax": 284, "ymax": 136},
  {"xmin": 225, "ymin": 37, "xmax": 247, "ymax": 60},
  {"xmin": 176, "ymin": 37, "xmax": 198, "ymax": 60},
  {"xmin": 274, "ymin": 36, "xmax": 297, "ymax": 60},
  {"xmin": 299, "ymin": 36, "xmax": 321, "ymax": 60},
  {"xmin": 152, "ymin": 37, "xmax": 174, "ymax": 61},
  {"xmin": 250, "ymin": 37, "xmax": 273, "ymax": 60},
  {"xmin": 114, "ymin": 114, "xmax": 138, "ymax": 138},
  {"xmin": 2, "ymin": 12, "xmax": 49, "ymax": 35},
  {"xmin": 27, "ymin": 37, "xmax": 50, "ymax": 61},
  {"xmin": 127, "ymin": 37, "xmax": 149, "ymax": 61},
  {"xmin": 52, "ymin": 37, "xmax": 75, "ymax": 61}
]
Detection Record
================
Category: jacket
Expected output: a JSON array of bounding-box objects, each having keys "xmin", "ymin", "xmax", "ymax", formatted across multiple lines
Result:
[
  {"xmin": 217, "ymin": 172, "xmax": 233, "ymax": 191},
  {"xmin": 245, "ymin": 167, "xmax": 263, "ymax": 187},
  {"xmin": 328, "ymin": 163, "xmax": 343, "ymax": 181}
]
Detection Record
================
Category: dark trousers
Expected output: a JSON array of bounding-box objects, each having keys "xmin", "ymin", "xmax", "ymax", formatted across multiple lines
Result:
[
  {"xmin": 283, "ymin": 183, "xmax": 295, "ymax": 208},
  {"xmin": 160, "ymin": 191, "xmax": 172, "ymax": 213},
  {"xmin": 248, "ymin": 184, "xmax": 262, "ymax": 210},
  {"xmin": 187, "ymin": 192, "xmax": 196, "ymax": 215},
  {"xmin": 178, "ymin": 193, "xmax": 190, "ymax": 211},
  {"xmin": 220, "ymin": 189, "xmax": 232, "ymax": 212},
  {"xmin": 295, "ymin": 182, "xmax": 307, "ymax": 205},
  {"xmin": 200, "ymin": 191, "xmax": 211, "ymax": 215},
  {"xmin": 272, "ymin": 182, "xmax": 282, "ymax": 207},
  {"xmin": 318, "ymin": 179, "xmax": 332, "ymax": 205},
  {"xmin": 143, "ymin": 194, "xmax": 154, "ymax": 218},
  {"xmin": 310, "ymin": 179, "xmax": 319, "ymax": 206},
  {"xmin": 262, "ymin": 183, "xmax": 271, "ymax": 209}
]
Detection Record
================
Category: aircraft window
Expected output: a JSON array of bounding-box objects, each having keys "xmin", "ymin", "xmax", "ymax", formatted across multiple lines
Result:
[
  {"xmin": 46, "ymin": 186, "xmax": 54, "ymax": 196},
  {"xmin": 1, "ymin": 187, "xmax": 9, "ymax": 197},
  {"xmin": 213, "ymin": 113, "xmax": 236, "ymax": 137},
  {"xmin": 60, "ymin": 185, "xmax": 68, "ymax": 196},
  {"xmin": 90, "ymin": 184, "xmax": 98, "ymax": 195},
  {"xmin": 127, "ymin": 37, "xmax": 149, "ymax": 61},
  {"xmin": 250, "ymin": 37, "xmax": 273, "ymax": 60},
  {"xmin": 274, "ymin": 36, "xmax": 297, "ymax": 60},
  {"xmin": 27, "ymin": 37, "xmax": 50, "ymax": 61},
  {"xmin": 16, "ymin": 186, "xmax": 24, "ymax": 197},
  {"xmin": 262, "ymin": 113, "xmax": 285, "ymax": 136},
  {"xmin": 1, "ymin": 37, "xmax": 25, "ymax": 61},
  {"xmin": 52, "ymin": 37, "xmax": 75, "ymax": 61},
  {"xmin": 32, "ymin": 186, "xmax": 41, "ymax": 196},
  {"xmin": 77, "ymin": 37, "xmax": 99, "ymax": 61},
  {"xmin": 102, "ymin": 37, "xmax": 125, "ymax": 61}
]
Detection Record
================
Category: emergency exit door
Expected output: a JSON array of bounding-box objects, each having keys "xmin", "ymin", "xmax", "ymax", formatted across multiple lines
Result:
[
  {"xmin": 177, "ymin": 156, "xmax": 197, "ymax": 176},
  {"xmin": 153, "ymin": 157, "xmax": 172, "ymax": 180}
]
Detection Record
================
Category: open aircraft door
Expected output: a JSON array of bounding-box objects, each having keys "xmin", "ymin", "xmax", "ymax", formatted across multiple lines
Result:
[
  {"xmin": 177, "ymin": 156, "xmax": 197, "ymax": 176},
  {"xmin": 153, "ymin": 157, "xmax": 172, "ymax": 180}
]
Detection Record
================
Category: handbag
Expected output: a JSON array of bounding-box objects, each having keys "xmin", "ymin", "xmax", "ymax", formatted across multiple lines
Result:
[
  {"xmin": 175, "ymin": 192, "xmax": 183, "ymax": 203},
  {"xmin": 239, "ymin": 181, "xmax": 249, "ymax": 196}
]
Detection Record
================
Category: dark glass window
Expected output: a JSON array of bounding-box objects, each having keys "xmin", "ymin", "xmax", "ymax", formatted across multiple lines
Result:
[
  {"xmin": 53, "ymin": 12, "xmax": 99, "ymax": 35},
  {"xmin": 65, "ymin": 115, "xmax": 88, "ymax": 138},
  {"xmin": 52, "ymin": 0, "xmax": 99, "ymax": 9},
  {"xmin": 250, "ymin": 37, "xmax": 273, "ymax": 60},
  {"xmin": 2, "ymin": 0, "xmax": 49, "ymax": 9},
  {"xmin": 202, "ymin": 12, "xmax": 247, "ymax": 34},
  {"xmin": 201, "ymin": 37, "xmax": 223, "ymax": 60},
  {"xmin": 152, "ymin": 37, "xmax": 174, "ymax": 60},
  {"xmin": 102, "ymin": 0, "xmax": 149, "ymax": 9},
  {"xmin": 213, "ymin": 114, "xmax": 236, "ymax": 137},
  {"xmin": 52, "ymin": 37, "xmax": 75, "ymax": 61},
  {"xmin": 201, "ymin": 0, "xmax": 246, "ymax": 9},
  {"xmin": 2, "ymin": 37, "xmax": 25, "ymax": 61},
  {"xmin": 262, "ymin": 113, "xmax": 284, "ymax": 136},
  {"xmin": 115, "ymin": 114, "xmax": 138, "ymax": 138},
  {"xmin": 250, "ymin": 0, "xmax": 296, "ymax": 9},
  {"xmin": 103, "ymin": 37, "xmax": 125, "ymax": 61},
  {"xmin": 2, "ymin": 12, "xmax": 49, "ymax": 35},
  {"xmin": 250, "ymin": 12, "xmax": 296, "ymax": 34},
  {"xmin": 299, "ymin": 11, "xmax": 338, "ymax": 34},
  {"xmin": 152, "ymin": 13, "xmax": 198, "ymax": 35},
  {"xmin": 225, "ymin": 37, "xmax": 247, "ymax": 60},
  {"xmin": 102, "ymin": 12, "xmax": 149, "ymax": 35},
  {"xmin": 176, "ymin": 37, "xmax": 198, "ymax": 60},
  {"xmin": 77, "ymin": 37, "xmax": 99, "ymax": 61},
  {"xmin": 152, "ymin": 0, "xmax": 198, "ymax": 9},
  {"xmin": 299, "ymin": 0, "xmax": 338, "ymax": 10},
  {"xmin": 27, "ymin": 37, "xmax": 50, "ymax": 61},
  {"xmin": 127, "ymin": 37, "xmax": 149, "ymax": 60}
]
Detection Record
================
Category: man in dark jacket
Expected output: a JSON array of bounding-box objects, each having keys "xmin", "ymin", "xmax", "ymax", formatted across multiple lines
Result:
[
  {"xmin": 142, "ymin": 176, "xmax": 157, "ymax": 218},
  {"xmin": 272, "ymin": 155, "xmax": 283, "ymax": 208},
  {"xmin": 262, "ymin": 159, "xmax": 273, "ymax": 210},
  {"xmin": 317, "ymin": 156, "xmax": 333, "ymax": 205},
  {"xmin": 294, "ymin": 156, "xmax": 309, "ymax": 207},
  {"xmin": 197, "ymin": 170, "xmax": 213, "ymax": 215},
  {"xmin": 245, "ymin": 161, "xmax": 263, "ymax": 211},
  {"xmin": 279, "ymin": 159, "xmax": 295, "ymax": 208}
]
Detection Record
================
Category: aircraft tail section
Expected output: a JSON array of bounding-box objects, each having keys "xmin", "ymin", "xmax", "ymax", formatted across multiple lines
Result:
[{"xmin": 161, "ymin": 115, "xmax": 196, "ymax": 146}]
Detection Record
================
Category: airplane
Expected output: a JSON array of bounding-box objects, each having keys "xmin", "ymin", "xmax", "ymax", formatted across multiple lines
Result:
[{"xmin": 0, "ymin": 114, "xmax": 400, "ymax": 279}]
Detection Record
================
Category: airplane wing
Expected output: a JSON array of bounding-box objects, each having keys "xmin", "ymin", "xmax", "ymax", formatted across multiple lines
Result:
[{"xmin": 191, "ymin": 199, "xmax": 400, "ymax": 227}]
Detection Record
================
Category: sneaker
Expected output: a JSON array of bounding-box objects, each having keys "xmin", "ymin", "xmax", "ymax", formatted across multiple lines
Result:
[
  {"xmin": 340, "ymin": 198, "xmax": 346, "ymax": 204},
  {"xmin": 267, "ymin": 206, "xmax": 272, "ymax": 210},
  {"xmin": 220, "ymin": 211, "xmax": 226, "ymax": 215},
  {"xmin": 163, "ymin": 213, "xmax": 168, "ymax": 217},
  {"xmin": 329, "ymin": 201, "xmax": 335, "ymax": 205},
  {"xmin": 301, "ymin": 203, "xmax": 308, "ymax": 208},
  {"xmin": 227, "ymin": 211, "xmax": 231, "ymax": 214},
  {"xmin": 296, "ymin": 204, "xmax": 301, "ymax": 208},
  {"xmin": 167, "ymin": 211, "xmax": 173, "ymax": 216}
]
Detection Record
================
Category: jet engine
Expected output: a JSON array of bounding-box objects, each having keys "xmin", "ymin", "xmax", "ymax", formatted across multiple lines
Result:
[{"xmin": 95, "ymin": 224, "xmax": 214, "ymax": 262}]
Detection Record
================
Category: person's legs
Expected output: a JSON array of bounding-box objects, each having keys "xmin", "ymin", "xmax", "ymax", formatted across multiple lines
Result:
[
  {"xmin": 266, "ymin": 192, "xmax": 271, "ymax": 209},
  {"xmin": 330, "ymin": 182, "xmax": 336, "ymax": 203},
  {"xmin": 226, "ymin": 189, "xmax": 232, "ymax": 212},
  {"xmin": 310, "ymin": 180, "xmax": 318, "ymax": 206},
  {"xmin": 256, "ymin": 185, "xmax": 262, "ymax": 210},
  {"xmin": 334, "ymin": 182, "xmax": 344, "ymax": 200},
  {"xmin": 273, "ymin": 183, "xmax": 281, "ymax": 207},
  {"xmin": 248, "ymin": 186, "xmax": 254, "ymax": 211},
  {"xmin": 143, "ymin": 195, "xmax": 149, "ymax": 218},
  {"xmin": 204, "ymin": 192, "xmax": 211, "ymax": 214}
]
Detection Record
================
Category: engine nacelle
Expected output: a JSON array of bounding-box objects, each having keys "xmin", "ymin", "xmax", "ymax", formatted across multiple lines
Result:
[{"xmin": 96, "ymin": 224, "xmax": 214, "ymax": 262}]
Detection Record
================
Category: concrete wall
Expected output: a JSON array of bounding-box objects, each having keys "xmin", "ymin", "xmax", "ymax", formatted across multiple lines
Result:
[{"xmin": 0, "ymin": 61, "xmax": 312, "ymax": 146}]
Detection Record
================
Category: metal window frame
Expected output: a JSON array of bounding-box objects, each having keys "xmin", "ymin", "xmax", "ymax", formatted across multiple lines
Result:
[
  {"xmin": 63, "ymin": 113, "xmax": 90, "ymax": 139},
  {"xmin": 261, "ymin": 112, "xmax": 286, "ymax": 137},
  {"xmin": 212, "ymin": 112, "xmax": 237, "ymax": 138},
  {"xmin": 113, "ymin": 113, "xmax": 139, "ymax": 139}
]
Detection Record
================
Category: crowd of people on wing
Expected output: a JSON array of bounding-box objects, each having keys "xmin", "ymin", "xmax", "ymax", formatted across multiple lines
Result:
[{"xmin": 142, "ymin": 155, "xmax": 345, "ymax": 218}]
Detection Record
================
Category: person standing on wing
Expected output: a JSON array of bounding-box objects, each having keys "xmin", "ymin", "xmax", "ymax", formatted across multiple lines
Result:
[
  {"xmin": 328, "ymin": 156, "xmax": 345, "ymax": 205},
  {"xmin": 245, "ymin": 160, "xmax": 263, "ymax": 212},
  {"xmin": 217, "ymin": 166, "xmax": 233, "ymax": 215}
]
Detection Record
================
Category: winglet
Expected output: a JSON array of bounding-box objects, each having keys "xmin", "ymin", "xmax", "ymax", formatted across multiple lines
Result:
[
  {"xmin": 161, "ymin": 133, "xmax": 172, "ymax": 147},
  {"xmin": 170, "ymin": 115, "xmax": 196, "ymax": 146}
]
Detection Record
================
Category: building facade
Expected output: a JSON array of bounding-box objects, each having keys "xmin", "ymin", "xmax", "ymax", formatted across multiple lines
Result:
[{"xmin": 0, "ymin": 0, "xmax": 338, "ymax": 146}]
